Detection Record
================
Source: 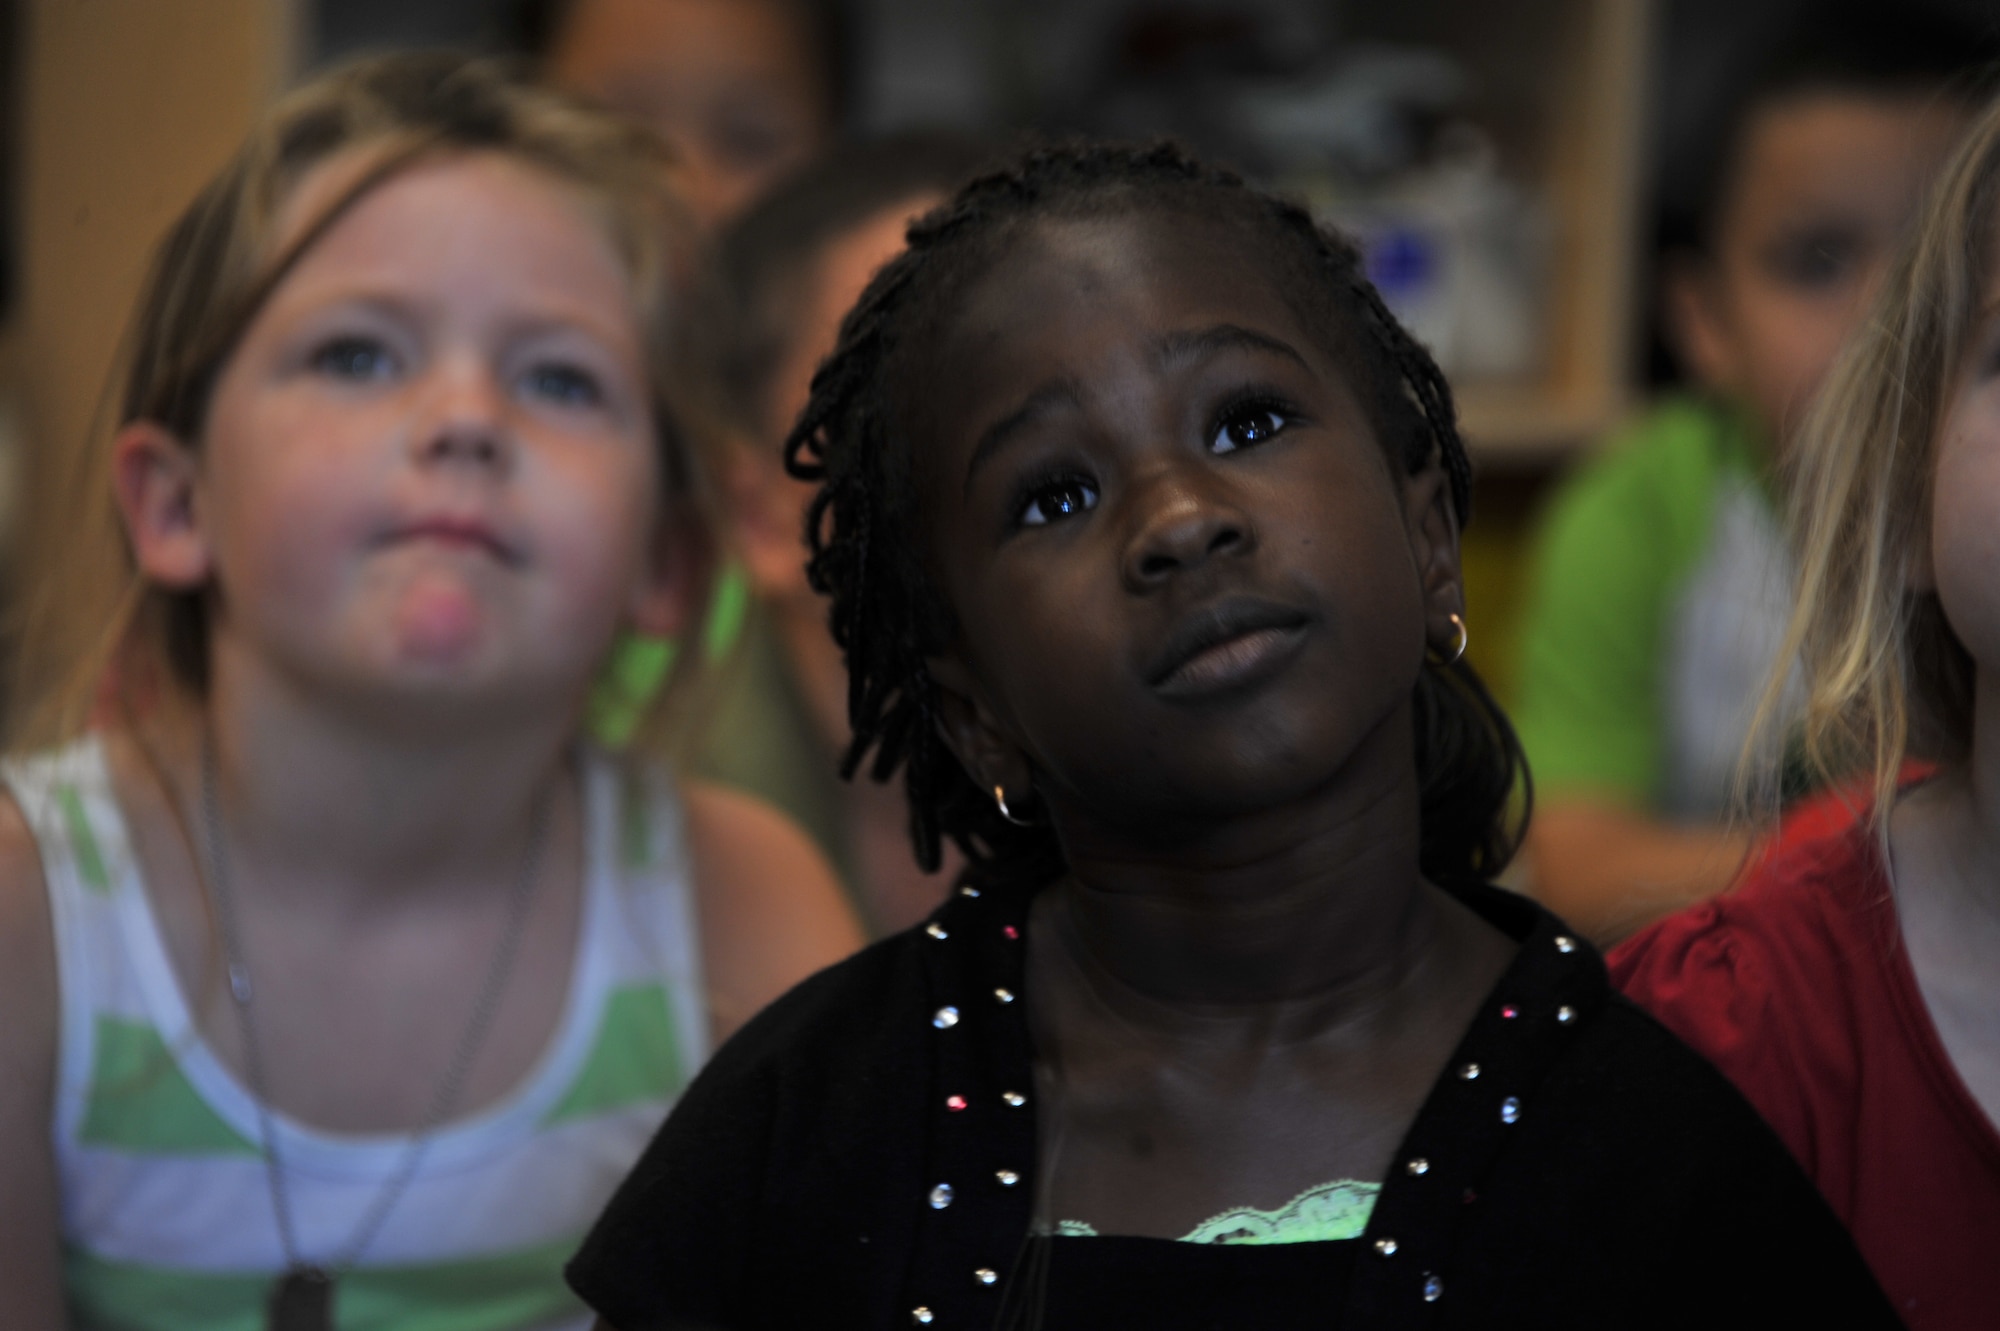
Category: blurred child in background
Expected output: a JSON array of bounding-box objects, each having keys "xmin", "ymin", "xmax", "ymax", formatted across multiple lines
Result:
[
  {"xmin": 1512, "ymin": 1, "xmax": 1993, "ymax": 944},
  {"xmin": 0, "ymin": 54, "xmax": 858, "ymax": 1329},
  {"xmin": 693, "ymin": 135, "xmax": 990, "ymax": 934},
  {"xmin": 1615, "ymin": 87, "xmax": 2000, "ymax": 1329},
  {"xmin": 521, "ymin": 0, "xmax": 848, "ymax": 228}
]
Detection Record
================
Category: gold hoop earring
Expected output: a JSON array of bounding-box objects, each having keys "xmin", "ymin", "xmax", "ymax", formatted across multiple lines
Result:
[
  {"xmin": 1437, "ymin": 613, "xmax": 1468, "ymax": 666},
  {"xmin": 993, "ymin": 784, "xmax": 1032, "ymax": 827}
]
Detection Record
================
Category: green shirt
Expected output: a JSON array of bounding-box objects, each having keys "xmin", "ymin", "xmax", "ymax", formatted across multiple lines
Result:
[{"xmin": 1513, "ymin": 396, "xmax": 1792, "ymax": 821}]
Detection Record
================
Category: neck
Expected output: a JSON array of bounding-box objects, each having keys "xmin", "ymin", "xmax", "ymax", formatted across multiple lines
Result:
[
  {"xmin": 148, "ymin": 636, "xmax": 579, "ymax": 911},
  {"xmin": 1045, "ymin": 707, "xmax": 1437, "ymax": 1016}
]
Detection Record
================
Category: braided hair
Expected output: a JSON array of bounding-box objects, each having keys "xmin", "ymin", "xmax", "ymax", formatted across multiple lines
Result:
[{"xmin": 786, "ymin": 140, "xmax": 1529, "ymax": 891}]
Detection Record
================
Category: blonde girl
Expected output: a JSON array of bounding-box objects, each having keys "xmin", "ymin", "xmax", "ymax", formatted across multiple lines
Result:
[
  {"xmin": 0, "ymin": 52, "xmax": 859, "ymax": 1330},
  {"xmin": 1613, "ymin": 91, "xmax": 2000, "ymax": 1331}
]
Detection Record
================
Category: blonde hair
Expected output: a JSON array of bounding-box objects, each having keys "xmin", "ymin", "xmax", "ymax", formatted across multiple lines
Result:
[
  {"xmin": 1751, "ymin": 92, "xmax": 2000, "ymax": 827},
  {"xmin": 9, "ymin": 51, "xmax": 711, "ymax": 752}
]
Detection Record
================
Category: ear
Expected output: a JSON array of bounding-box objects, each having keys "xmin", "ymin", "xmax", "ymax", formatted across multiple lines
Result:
[
  {"xmin": 1400, "ymin": 452, "xmax": 1465, "ymax": 657},
  {"xmin": 112, "ymin": 421, "xmax": 212, "ymax": 590},
  {"xmin": 626, "ymin": 502, "xmax": 714, "ymax": 638},
  {"xmin": 925, "ymin": 648, "xmax": 1036, "ymax": 807},
  {"xmin": 1662, "ymin": 253, "xmax": 1742, "ymax": 395}
]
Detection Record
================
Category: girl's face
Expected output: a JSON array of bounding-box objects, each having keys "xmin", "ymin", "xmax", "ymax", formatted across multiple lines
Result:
[
  {"xmin": 917, "ymin": 211, "xmax": 1461, "ymax": 838},
  {"xmin": 1932, "ymin": 237, "xmax": 2000, "ymax": 669},
  {"xmin": 126, "ymin": 151, "xmax": 684, "ymax": 719}
]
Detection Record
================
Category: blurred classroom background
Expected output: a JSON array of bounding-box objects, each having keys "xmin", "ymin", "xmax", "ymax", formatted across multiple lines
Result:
[{"xmin": 0, "ymin": 0, "xmax": 1987, "ymax": 706}]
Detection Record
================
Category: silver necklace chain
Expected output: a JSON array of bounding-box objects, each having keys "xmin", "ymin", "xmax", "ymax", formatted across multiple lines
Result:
[{"xmin": 198, "ymin": 734, "xmax": 552, "ymax": 1275}]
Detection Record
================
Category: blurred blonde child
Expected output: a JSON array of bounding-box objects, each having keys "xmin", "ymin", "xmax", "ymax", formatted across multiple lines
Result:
[
  {"xmin": 1615, "ymin": 87, "xmax": 2000, "ymax": 1331},
  {"xmin": 0, "ymin": 53, "xmax": 858, "ymax": 1329}
]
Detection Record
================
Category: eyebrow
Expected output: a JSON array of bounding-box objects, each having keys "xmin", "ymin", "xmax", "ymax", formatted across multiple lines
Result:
[
  {"xmin": 959, "ymin": 323, "xmax": 1311, "ymax": 497},
  {"xmin": 1152, "ymin": 323, "xmax": 1311, "ymax": 375}
]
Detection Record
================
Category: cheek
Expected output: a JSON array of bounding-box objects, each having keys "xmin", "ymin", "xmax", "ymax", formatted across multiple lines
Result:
[
  {"xmin": 1737, "ymin": 289, "xmax": 1857, "ymax": 431},
  {"xmin": 532, "ymin": 442, "xmax": 663, "ymax": 613},
  {"xmin": 201, "ymin": 408, "xmax": 381, "ymax": 604},
  {"xmin": 1931, "ymin": 407, "xmax": 2000, "ymax": 665}
]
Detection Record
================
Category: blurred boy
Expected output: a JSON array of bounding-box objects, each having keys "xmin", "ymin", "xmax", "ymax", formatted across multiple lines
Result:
[
  {"xmin": 1515, "ymin": 3, "xmax": 1994, "ymax": 944},
  {"xmin": 520, "ymin": 0, "xmax": 848, "ymax": 226},
  {"xmin": 693, "ymin": 137, "xmax": 989, "ymax": 933}
]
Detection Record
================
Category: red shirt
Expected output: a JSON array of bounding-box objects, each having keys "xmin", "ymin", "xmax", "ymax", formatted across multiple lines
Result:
[{"xmin": 1611, "ymin": 796, "xmax": 2000, "ymax": 1330}]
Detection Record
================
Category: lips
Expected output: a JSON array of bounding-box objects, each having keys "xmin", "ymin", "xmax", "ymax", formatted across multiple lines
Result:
[
  {"xmin": 387, "ymin": 514, "xmax": 518, "ymax": 563},
  {"xmin": 1145, "ymin": 597, "xmax": 1311, "ymax": 698}
]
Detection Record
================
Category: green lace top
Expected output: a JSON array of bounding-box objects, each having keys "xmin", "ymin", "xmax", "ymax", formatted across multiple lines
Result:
[{"xmin": 1053, "ymin": 1179, "xmax": 1379, "ymax": 1245}]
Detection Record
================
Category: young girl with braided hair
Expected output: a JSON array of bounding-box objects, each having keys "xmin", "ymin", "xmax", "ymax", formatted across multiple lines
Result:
[
  {"xmin": 0, "ymin": 52, "xmax": 860, "ymax": 1330},
  {"xmin": 570, "ymin": 141, "xmax": 1892, "ymax": 1330}
]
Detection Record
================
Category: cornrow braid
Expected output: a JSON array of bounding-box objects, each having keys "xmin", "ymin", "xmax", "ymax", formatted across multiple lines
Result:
[{"xmin": 787, "ymin": 139, "xmax": 1527, "ymax": 890}]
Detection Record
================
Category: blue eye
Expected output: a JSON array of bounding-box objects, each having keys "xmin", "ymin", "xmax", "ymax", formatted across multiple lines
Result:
[
  {"xmin": 522, "ymin": 363, "xmax": 603, "ymax": 407},
  {"xmin": 1019, "ymin": 476, "xmax": 1099, "ymax": 527},
  {"xmin": 311, "ymin": 336, "xmax": 396, "ymax": 381},
  {"xmin": 1211, "ymin": 403, "xmax": 1289, "ymax": 454}
]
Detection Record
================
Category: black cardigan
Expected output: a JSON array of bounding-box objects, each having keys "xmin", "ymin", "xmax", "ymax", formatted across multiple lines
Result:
[{"xmin": 568, "ymin": 879, "xmax": 1900, "ymax": 1330}]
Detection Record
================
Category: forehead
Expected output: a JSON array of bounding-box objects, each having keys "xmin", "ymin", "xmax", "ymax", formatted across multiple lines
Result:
[
  {"xmin": 1722, "ymin": 91, "xmax": 1967, "ymax": 235},
  {"xmin": 264, "ymin": 151, "xmax": 638, "ymax": 326},
  {"xmin": 553, "ymin": 0, "xmax": 819, "ymax": 104},
  {"xmin": 919, "ymin": 209, "xmax": 1324, "ymax": 404}
]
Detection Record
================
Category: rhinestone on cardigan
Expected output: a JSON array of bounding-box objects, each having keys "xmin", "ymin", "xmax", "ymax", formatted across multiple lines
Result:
[
  {"xmin": 1500, "ymin": 1096, "xmax": 1522, "ymax": 1124},
  {"xmin": 930, "ymin": 1184, "xmax": 955, "ymax": 1209},
  {"xmin": 1457, "ymin": 1062, "xmax": 1480, "ymax": 1081},
  {"xmin": 959, "ymin": 885, "xmax": 981, "ymax": 897},
  {"xmin": 974, "ymin": 1268, "xmax": 999, "ymax": 1286},
  {"xmin": 1557, "ymin": 1005, "xmax": 1577, "ymax": 1024},
  {"xmin": 933, "ymin": 1006, "xmax": 960, "ymax": 1029},
  {"xmin": 996, "ymin": 1169, "xmax": 1020, "ymax": 1187},
  {"xmin": 1500, "ymin": 1004, "xmax": 1518, "ymax": 1019},
  {"xmin": 926, "ymin": 923, "xmax": 949, "ymax": 940},
  {"xmin": 1423, "ymin": 1273, "xmax": 1443, "ymax": 1302},
  {"xmin": 1003, "ymin": 925, "xmax": 1020, "ymax": 940},
  {"xmin": 1554, "ymin": 935, "xmax": 1576, "ymax": 953},
  {"xmin": 1406, "ymin": 1157, "xmax": 1430, "ymax": 1176},
  {"xmin": 994, "ymin": 988, "xmax": 1015, "ymax": 1004},
  {"xmin": 1002, "ymin": 1090, "xmax": 1027, "ymax": 1107},
  {"xmin": 946, "ymin": 1095, "xmax": 968, "ymax": 1112},
  {"xmin": 1374, "ymin": 1237, "xmax": 1398, "ymax": 1256},
  {"xmin": 912, "ymin": 1307, "xmax": 934, "ymax": 1324}
]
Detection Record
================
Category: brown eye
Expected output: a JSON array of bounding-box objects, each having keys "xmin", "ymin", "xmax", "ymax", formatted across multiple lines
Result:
[
  {"xmin": 1019, "ymin": 477, "xmax": 1099, "ymax": 527},
  {"xmin": 1211, "ymin": 405, "xmax": 1289, "ymax": 454}
]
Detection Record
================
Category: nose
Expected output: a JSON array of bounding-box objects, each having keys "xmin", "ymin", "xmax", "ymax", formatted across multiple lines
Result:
[
  {"xmin": 413, "ymin": 360, "xmax": 513, "ymax": 473},
  {"xmin": 1120, "ymin": 465, "xmax": 1256, "ymax": 591}
]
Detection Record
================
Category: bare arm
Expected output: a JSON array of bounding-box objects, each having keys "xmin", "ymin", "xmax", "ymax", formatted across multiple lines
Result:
[
  {"xmin": 683, "ymin": 781, "xmax": 865, "ymax": 1045},
  {"xmin": 0, "ymin": 792, "xmax": 67, "ymax": 1327},
  {"xmin": 1524, "ymin": 798, "xmax": 1755, "ymax": 948}
]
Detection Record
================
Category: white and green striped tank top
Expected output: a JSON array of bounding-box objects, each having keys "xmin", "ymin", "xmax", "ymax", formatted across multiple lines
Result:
[{"xmin": 7, "ymin": 737, "xmax": 710, "ymax": 1331}]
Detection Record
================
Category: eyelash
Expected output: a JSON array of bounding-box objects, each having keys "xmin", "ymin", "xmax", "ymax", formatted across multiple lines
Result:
[
  {"xmin": 1011, "ymin": 465, "xmax": 1100, "ymax": 529},
  {"xmin": 1209, "ymin": 390, "xmax": 1299, "ymax": 453}
]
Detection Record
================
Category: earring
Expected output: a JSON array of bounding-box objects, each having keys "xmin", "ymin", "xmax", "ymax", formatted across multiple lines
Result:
[
  {"xmin": 1444, "ymin": 612, "xmax": 1468, "ymax": 665},
  {"xmin": 993, "ymin": 784, "xmax": 1032, "ymax": 827}
]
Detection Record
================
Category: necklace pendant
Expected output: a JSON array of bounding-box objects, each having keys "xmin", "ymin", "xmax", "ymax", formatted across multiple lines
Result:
[{"xmin": 269, "ymin": 1266, "xmax": 334, "ymax": 1331}]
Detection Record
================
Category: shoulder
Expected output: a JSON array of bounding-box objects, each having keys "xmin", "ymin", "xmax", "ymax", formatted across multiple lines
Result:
[
  {"xmin": 1610, "ymin": 800, "xmax": 1881, "ymax": 1024},
  {"xmin": 0, "ymin": 781, "xmax": 55, "ymax": 1027},
  {"xmin": 679, "ymin": 777, "xmax": 866, "ymax": 1042},
  {"xmin": 1469, "ymin": 991, "xmax": 1898, "ymax": 1325},
  {"xmin": 1607, "ymin": 801, "xmax": 1884, "ymax": 1152}
]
